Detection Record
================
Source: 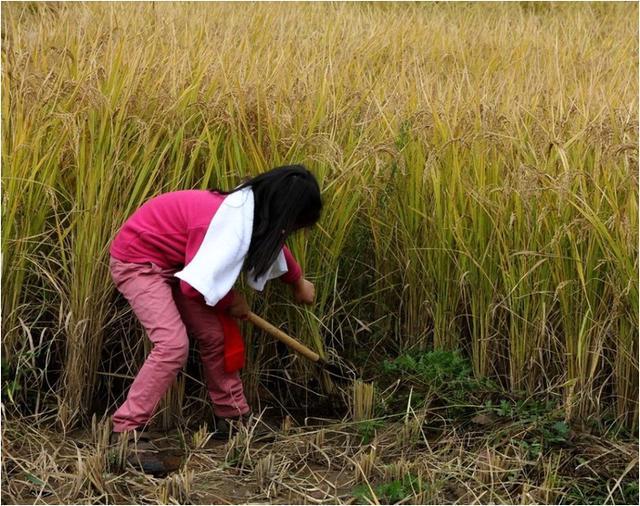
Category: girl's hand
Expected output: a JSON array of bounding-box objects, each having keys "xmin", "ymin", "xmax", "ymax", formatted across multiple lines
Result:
[
  {"xmin": 227, "ymin": 292, "xmax": 250, "ymax": 319},
  {"xmin": 293, "ymin": 277, "xmax": 315, "ymax": 305}
]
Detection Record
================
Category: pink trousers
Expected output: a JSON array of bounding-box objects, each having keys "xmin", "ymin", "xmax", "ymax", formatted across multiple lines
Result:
[{"xmin": 109, "ymin": 257, "xmax": 250, "ymax": 432}]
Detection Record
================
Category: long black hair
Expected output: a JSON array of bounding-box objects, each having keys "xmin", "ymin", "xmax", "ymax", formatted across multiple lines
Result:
[{"xmin": 213, "ymin": 165, "xmax": 322, "ymax": 280}]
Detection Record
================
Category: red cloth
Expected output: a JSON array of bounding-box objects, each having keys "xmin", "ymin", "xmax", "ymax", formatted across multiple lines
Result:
[{"xmin": 218, "ymin": 312, "xmax": 245, "ymax": 373}]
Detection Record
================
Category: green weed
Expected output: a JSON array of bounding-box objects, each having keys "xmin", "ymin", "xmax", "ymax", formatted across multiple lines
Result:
[
  {"xmin": 353, "ymin": 474, "xmax": 423, "ymax": 504},
  {"xmin": 356, "ymin": 420, "xmax": 385, "ymax": 444}
]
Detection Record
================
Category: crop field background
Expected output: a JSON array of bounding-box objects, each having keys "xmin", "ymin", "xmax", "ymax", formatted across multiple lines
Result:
[{"xmin": 1, "ymin": 1, "xmax": 638, "ymax": 504}]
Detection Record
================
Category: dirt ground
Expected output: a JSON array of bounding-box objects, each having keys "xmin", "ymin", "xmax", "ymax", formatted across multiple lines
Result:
[
  {"xmin": 2, "ymin": 413, "xmax": 362, "ymax": 505},
  {"xmin": 3, "ymin": 408, "xmax": 638, "ymax": 505}
]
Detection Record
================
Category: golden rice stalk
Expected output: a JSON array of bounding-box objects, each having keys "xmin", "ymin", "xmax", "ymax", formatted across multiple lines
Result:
[
  {"xmin": 254, "ymin": 453, "xmax": 281, "ymax": 498},
  {"xmin": 157, "ymin": 468, "xmax": 194, "ymax": 504},
  {"xmin": 224, "ymin": 422, "xmax": 253, "ymax": 472},
  {"xmin": 472, "ymin": 447, "xmax": 509, "ymax": 485},
  {"xmin": 399, "ymin": 413, "xmax": 425, "ymax": 447},
  {"xmin": 74, "ymin": 424, "xmax": 115, "ymax": 499},
  {"xmin": 191, "ymin": 423, "xmax": 212, "ymax": 450},
  {"xmin": 354, "ymin": 445, "xmax": 377, "ymax": 483},
  {"xmin": 352, "ymin": 380, "xmax": 375, "ymax": 422},
  {"xmin": 383, "ymin": 458, "xmax": 412, "ymax": 482},
  {"xmin": 90, "ymin": 414, "xmax": 111, "ymax": 449},
  {"xmin": 305, "ymin": 428, "xmax": 330, "ymax": 465},
  {"xmin": 159, "ymin": 374, "xmax": 185, "ymax": 431},
  {"xmin": 254, "ymin": 453, "xmax": 275, "ymax": 490},
  {"xmin": 280, "ymin": 415, "xmax": 293, "ymax": 436}
]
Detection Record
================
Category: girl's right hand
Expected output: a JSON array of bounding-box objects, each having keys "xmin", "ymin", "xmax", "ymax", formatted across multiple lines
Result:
[
  {"xmin": 293, "ymin": 277, "xmax": 315, "ymax": 305},
  {"xmin": 227, "ymin": 292, "xmax": 250, "ymax": 319}
]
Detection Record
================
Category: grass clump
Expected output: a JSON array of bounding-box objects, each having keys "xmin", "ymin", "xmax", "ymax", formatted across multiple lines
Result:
[
  {"xmin": 565, "ymin": 477, "xmax": 640, "ymax": 506},
  {"xmin": 380, "ymin": 350, "xmax": 490, "ymax": 415},
  {"xmin": 382, "ymin": 349, "xmax": 473, "ymax": 388},
  {"xmin": 353, "ymin": 474, "xmax": 424, "ymax": 504},
  {"xmin": 484, "ymin": 399, "xmax": 572, "ymax": 460},
  {"xmin": 356, "ymin": 419, "xmax": 385, "ymax": 444}
]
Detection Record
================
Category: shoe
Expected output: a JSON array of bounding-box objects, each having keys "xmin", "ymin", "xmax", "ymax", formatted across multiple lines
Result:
[
  {"xmin": 212, "ymin": 413, "xmax": 275, "ymax": 442},
  {"xmin": 109, "ymin": 431, "xmax": 183, "ymax": 477},
  {"xmin": 212, "ymin": 414, "xmax": 250, "ymax": 440}
]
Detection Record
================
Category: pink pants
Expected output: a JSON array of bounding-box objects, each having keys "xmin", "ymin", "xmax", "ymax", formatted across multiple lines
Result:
[{"xmin": 109, "ymin": 257, "xmax": 250, "ymax": 432}]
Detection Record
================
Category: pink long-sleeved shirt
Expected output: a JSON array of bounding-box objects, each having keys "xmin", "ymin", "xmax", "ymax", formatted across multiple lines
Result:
[{"xmin": 110, "ymin": 190, "xmax": 302, "ymax": 307}]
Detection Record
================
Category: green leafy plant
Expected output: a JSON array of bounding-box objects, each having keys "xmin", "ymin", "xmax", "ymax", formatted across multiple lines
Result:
[
  {"xmin": 356, "ymin": 420, "xmax": 385, "ymax": 444},
  {"xmin": 353, "ymin": 474, "xmax": 423, "ymax": 504},
  {"xmin": 382, "ymin": 350, "xmax": 473, "ymax": 387}
]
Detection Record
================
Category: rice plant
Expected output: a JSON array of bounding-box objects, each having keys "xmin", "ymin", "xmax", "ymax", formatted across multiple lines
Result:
[{"xmin": 1, "ymin": 0, "xmax": 637, "ymax": 443}]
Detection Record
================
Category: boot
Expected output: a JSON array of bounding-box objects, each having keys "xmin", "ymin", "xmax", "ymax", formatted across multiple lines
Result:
[
  {"xmin": 109, "ymin": 430, "xmax": 183, "ymax": 477},
  {"xmin": 212, "ymin": 413, "xmax": 250, "ymax": 440}
]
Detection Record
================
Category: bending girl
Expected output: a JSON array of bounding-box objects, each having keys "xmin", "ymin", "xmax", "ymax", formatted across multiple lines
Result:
[{"xmin": 108, "ymin": 165, "xmax": 321, "ymax": 470}]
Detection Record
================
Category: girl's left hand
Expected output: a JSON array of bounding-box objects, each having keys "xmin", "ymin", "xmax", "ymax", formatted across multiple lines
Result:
[
  {"xmin": 227, "ymin": 292, "xmax": 251, "ymax": 319},
  {"xmin": 293, "ymin": 277, "xmax": 315, "ymax": 305}
]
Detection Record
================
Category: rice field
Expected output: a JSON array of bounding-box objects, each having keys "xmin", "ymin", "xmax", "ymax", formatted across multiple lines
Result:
[{"xmin": 1, "ymin": 2, "xmax": 638, "ymax": 504}]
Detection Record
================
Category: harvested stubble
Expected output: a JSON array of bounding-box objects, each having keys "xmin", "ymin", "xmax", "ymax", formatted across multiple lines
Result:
[
  {"xmin": 157, "ymin": 469, "xmax": 195, "ymax": 504},
  {"xmin": 353, "ymin": 444, "xmax": 377, "ymax": 484},
  {"xmin": 352, "ymin": 380, "xmax": 375, "ymax": 422},
  {"xmin": 3, "ymin": 412, "xmax": 638, "ymax": 505}
]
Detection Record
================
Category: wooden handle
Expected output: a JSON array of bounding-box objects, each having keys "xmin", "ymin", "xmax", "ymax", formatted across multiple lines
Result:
[{"xmin": 247, "ymin": 311, "xmax": 321, "ymax": 363}]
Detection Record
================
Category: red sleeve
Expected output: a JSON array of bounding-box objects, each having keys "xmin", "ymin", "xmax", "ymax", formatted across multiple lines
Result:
[
  {"xmin": 216, "ymin": 289, "xmax": 236, "ymax": 310},
  {"xmin": 180, "ymin": 279, "xmax": 202, "ymax": 299},
  {"xmin": 279, "ymin": 246, "xmax": 302, "ymax": 284}
]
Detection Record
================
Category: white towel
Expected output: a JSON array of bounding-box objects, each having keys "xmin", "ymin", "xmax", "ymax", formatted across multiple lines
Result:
[{"xmin": 174, "ymin": 187, "xmax": 288, "ymax": 306}]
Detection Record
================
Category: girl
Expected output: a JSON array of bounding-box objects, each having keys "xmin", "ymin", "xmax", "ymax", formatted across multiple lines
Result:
[{"xmin": 109, "ymin": 165, "xmax": 321, "ymax": 472}]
